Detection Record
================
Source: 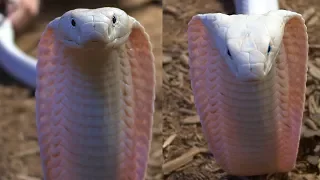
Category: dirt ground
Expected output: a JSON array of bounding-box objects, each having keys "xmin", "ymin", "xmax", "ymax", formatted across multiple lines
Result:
[
  {"xmin": 0, "ymin": 0, "xmax": 162, "ymax": 179},
  {"xmin": 163, "ymin": 0, "xmax": 320, "ymax": 180}
]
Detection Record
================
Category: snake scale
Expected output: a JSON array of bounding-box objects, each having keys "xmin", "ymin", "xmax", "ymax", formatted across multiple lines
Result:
[
  {"xmin": 36, "ymin": 7, "xmax": 155, "ymax": 180},
  {"xmin": 188, "ymin": 10, "xmax": 308, "ymax": 175}
]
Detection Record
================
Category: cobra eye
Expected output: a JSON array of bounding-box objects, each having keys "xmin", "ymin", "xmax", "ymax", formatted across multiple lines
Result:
[
  {"xmin": 227, "ymin": 49, "xmax": 231, "ymax": 57},
  {"xmin": 267, "ymin": 44, "xmax": 272, "ymax": 54},
  {"xmin": 112, "ymin": 16, "xmax": 117, "ymax": 24},
  {"xmin": 71, "ymin": 19, "xmax": 76, "ymax": 27}
]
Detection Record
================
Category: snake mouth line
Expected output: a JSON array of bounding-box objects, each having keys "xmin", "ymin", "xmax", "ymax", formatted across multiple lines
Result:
[
  {"xmin": 63, "ymin": 37, "xmax": 123, "ymax": 49},
  {"xmin": 231, "ymin": 58, "xmax": 278, "ymax": 82},
  {"xmin": 62, "ymin": 30, "xmax": 131, "ymax": 49}
]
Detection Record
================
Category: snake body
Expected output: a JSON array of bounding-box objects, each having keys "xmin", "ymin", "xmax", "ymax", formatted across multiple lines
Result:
[
  {"xmin": 233, "ymin": 0, "xmax": 279, "ymax": 14},
  {"xmin": 0, "ymin": 15, "xmax": 36, "ymax": 88},
  {"xmin": 188, "ymin": 10, "xmax": 308, "ymax": 175},
  {"xmin": 36, "ymin": 8, "xmax": 155, "ymax": 180}
]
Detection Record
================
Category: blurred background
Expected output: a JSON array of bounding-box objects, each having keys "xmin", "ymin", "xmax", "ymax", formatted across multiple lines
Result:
[
  {"xmin": 163, "ymin": 0, "xmax": 320, "ymax": 179},
  {"xmin": 0, "ymin": 0, "xmax": 162, "ymax": 179}
]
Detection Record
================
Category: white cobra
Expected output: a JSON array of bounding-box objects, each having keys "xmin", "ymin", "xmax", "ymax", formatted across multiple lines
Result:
[
  {"xmin": 36, "ymin": 7, "xmax": 155, "ymax": 180},
  {"xmin": 0, "ymin": 14, "xmax": 36, "ymax": 88},
  {"xmin": 188, "ymin": 10, "xmax": 308, "ymax": 176},
  {"xmin": 0, "ymin": 0, "xmax": 277, "ymax": 89}
]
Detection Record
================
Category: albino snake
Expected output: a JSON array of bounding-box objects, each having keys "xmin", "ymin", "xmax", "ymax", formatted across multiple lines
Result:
[
  {"xmin": 36, "ymin": 7, "xmax": 155, "ymax": 180},
  {"xmin": 0, "ymin": 0, "xmax": 275, "ymax": 88},
  {"xmin": 188, "ymin": 10, "xmax": 308, "ymax": 175}
]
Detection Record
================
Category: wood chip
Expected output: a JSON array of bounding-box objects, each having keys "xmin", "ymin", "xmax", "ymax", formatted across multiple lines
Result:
[
  {"xmin": 11, "ymin": 147, "xmax": 40, "ymax": 158},
  {"xmin": 315, "ymin": 58, "xmax": 320, "ymax": 67},
  {"xmin": 302, "ymin": 126, "xmax": 320, "ymax": 138},
  {"xmin": 314, "ymin": 145, "xmax": 320, "ymax": 153},
  {"xmin": 309, "ymin": 44, "xmax": 320, "ymax": 49},
  {"xmin": 162, "ymin": 147, "xmax": 209, "ymax": 175},
  {"xmin": 163, "ymin": 54, "xmax": 173, "ymax": 64},
  {"xmin": 163, "ymin": 134, "xmax": 177, "ymax": 148},
  {"xmin": 179, "ymin": 53, "xmax": 189, "ymax": 66},
  {"xmin": 163, "ymin": 5, "xmax": 179, "ymax": 16},
  {"xmin": 308, "ymin": 61, "xmax": 320, "ymax": 79},
  {"xmin": 304, "ymin": 117, "xmax": 318, "ymax": 130},
  {"xmin": 306, "ymin": 155, "xmax": 320, "ymax": 166},
  {"xmin": 279, "ymin": 0, "xmax": 292, "ymax": 11},
  {"xmin": 178, "ymin": 72, "xmax": 184, "ymax": 88},
  {"xmin": 306, "ymin": 84, "xmax": 316, "ymax": 96},
  {"xmin": 16, "ymin": 174, "xmax": 41, "ymax": 180},
  {"xmin": 179, "ymin": 108, "xmax": 196, "ymax": 115},
  {"xmin": 307, "ymin": 15, "xmax": 319, "ymax": 26},
  {"xmin": 119, "ymin": 0, "xmax": 152, "ymax": 9},
  {"xmin": 302, "ymin": 7, "xmax": 316, "ymax": 22},
  {"xmin": 310, "ymin": 113, "xmax": 320, "ymax": 127},
  {"xmin": 181, "ymin": 115, "xmax": 200, "ymax": 124}
]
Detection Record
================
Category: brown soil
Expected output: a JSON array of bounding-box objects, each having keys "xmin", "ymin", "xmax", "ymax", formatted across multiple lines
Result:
[
  {"xmin": 163, "ymin": 0, "xmax": 320, "ymax": 179},
  {"xmin": 0, "ymin": 0, "xmax": 162, "ymax": 179}
]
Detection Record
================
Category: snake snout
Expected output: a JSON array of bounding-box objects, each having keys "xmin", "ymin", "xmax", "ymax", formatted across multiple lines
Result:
[
  {"xmin": 237, "ymin": 63, "xmax": 266, "ymax": 81},
  {"xmin": 80, "ymin": 22, "xmax": 110, "ymax": 46}
]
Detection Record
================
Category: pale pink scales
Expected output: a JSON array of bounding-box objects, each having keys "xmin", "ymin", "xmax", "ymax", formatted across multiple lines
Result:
[
  {"xmin": 36, "ymin": 14, "xmax": 155, "ymax": 180},
  {"xmin": 187, "ymin": 12, "xmax": 308, "ymax": 176}
]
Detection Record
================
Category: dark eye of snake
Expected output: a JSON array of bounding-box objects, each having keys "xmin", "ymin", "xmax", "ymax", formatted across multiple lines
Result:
[
  {"xmin": 112, "ymin": 16, "xmax": 117, "ymax": 24},
  {"xmin": 227, "ymin": 49, "xmax": 231, "ymax": 57},
  {"xmin": 267, "ymin": 44, "xmax": 272, "ymax": 54},
  {"xmin": 71, "ymin": 19, "xmax": 76, "ymax": 27}
]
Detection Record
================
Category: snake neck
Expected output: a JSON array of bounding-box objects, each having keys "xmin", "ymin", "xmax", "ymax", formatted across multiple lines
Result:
[
  {"xmin": 57, "ymin": 46, "xmax": 123, "ymax": 119},
  {"xmin": 65, "ymin": 48, "xmax": 118, "ymax": 77},
  {"xmin": 48, "ymin": 45, "xmax": 130, "ymax": 179}
]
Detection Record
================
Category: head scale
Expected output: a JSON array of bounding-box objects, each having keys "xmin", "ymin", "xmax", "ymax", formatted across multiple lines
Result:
[
  {"xmin": 201, "ymin": 12, "xmax": 285, "ymax": 81},
  {"xmin": 48, "ymin": 7, "xmax": 134, "ymax": 49}
]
